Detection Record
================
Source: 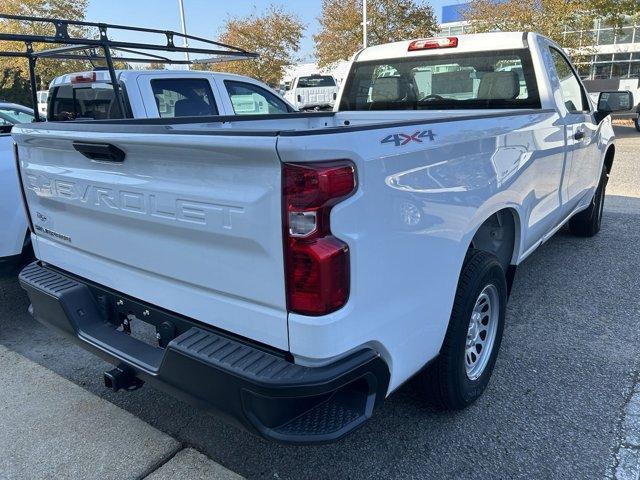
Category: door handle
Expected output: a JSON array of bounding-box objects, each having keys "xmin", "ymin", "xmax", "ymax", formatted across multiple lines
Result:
[
  {"xmin": 574, "ymin": 130, "xmax": 585, "ymax": 141},
  {"xmin": 72, "ymin": 142, "xmax": 126, "ymax": 162}
]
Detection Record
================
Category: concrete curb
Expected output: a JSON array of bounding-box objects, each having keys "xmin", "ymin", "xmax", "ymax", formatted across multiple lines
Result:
[{"xmin": 0, "ymin": 345, "xmax": 242, "ymax": 480}]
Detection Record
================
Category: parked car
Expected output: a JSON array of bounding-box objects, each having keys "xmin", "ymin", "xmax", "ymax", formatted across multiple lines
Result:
[
  {"xmin": 45, "ymin": 69, "xmax": 295, "ymax": 121},
  {"xmin": 13, "ymin": 32, "xmax": 631, "ymax": 444},
  {"xmin": 0, "ymin": 103, "xmax": 34, "ymax": 266},
  {"xmin": 0, "ymin": 70, "xmax": 295, "ymax": 265},
  {"xmin": 284, "ymin": 74, "xmax": 339, "ymax": 110}
]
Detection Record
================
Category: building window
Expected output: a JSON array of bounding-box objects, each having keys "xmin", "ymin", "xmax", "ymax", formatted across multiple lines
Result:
[
  {"xmin": 598, "ymin": 28, "xmax": 615, "ymax": 45},
  {"xmin": 612, "ymin": 62, "xmax": 631, "ymax": 78},
  {"xmin": 615, "ymin": 27, "xmax": 634, "ymax": 44},
  {"xmin": 594, "ymin": 64, "xmax": 613, "ymax": 79}
]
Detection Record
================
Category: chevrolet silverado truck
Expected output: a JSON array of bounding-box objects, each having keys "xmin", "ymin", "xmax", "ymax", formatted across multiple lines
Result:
[
  {"xmin": 0, "ymin": 69, "xmax": 294, "ymax": 266},
  {"xmin": 13, "ymin": 32, "xmax": 631, "ymax": 444},
  {"xmin": 284, "ymin": 74, "xmax": 339, "ymax": 110}
]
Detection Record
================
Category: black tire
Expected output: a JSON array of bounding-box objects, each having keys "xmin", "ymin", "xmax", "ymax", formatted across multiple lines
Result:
[
  {"xmin": 416, "ymin": 250, "xmax": 507, "ymax": 410},
  {"xmin": 568, "ymin": 166, "xmax": 608, "ymax": 237},
  {"xmin": 635, "ymin": 116, "xmax": 640, "ymax": 133}
]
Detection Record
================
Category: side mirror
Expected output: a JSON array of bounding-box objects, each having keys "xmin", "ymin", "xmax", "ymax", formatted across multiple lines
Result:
[{"xmin": 595, "ymin": 90, "xmax": 634, "ymax": 123}]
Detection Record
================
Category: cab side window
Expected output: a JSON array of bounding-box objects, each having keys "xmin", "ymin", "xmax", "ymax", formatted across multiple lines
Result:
[
  {"xmin": 224, "ymin": 81, "xmax": 290, "ymax": 115},
  {"xmin": 549, "ymin": 48, "xmax": 588, "ymax": 113},
  {"xmin": 151, "ymin": 78, "xmax": 218, "ymax": 118}
]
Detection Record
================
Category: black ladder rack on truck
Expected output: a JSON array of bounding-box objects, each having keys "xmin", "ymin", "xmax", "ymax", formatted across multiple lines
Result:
[{"xmin": 0, "ymin": 13, "xmax": 259, "ymax": 121}]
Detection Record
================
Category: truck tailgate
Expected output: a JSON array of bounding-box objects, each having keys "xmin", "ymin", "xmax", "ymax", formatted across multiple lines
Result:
[
  {"xmin": 299, "ymin": 87, "xmax": 335, "ymax": 108},
  {"xmin": 13, "ymin": 129, "xmax": 289, "ymax": 350}
]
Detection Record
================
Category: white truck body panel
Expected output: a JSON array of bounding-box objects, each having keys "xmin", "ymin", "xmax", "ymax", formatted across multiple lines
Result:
[
  {"xmin": 13, "ymin": 32, "xmax": 615, "ymax": 393},
  {"xmin": 18, "ymin": 131, "xmax": 289, "ymax": 349}
]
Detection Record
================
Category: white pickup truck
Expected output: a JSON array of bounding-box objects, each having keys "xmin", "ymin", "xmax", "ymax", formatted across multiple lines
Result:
[
  {"xmin": 14, "ymin": 32, "xmax": 631, "ymax": 444},
  {"xmin": 0, "ymin": 69, "xmax": 294, "ymax": 265},
  {"xmin": 284, "ymin": 74, "xmax": 339, "ymax": 110}
]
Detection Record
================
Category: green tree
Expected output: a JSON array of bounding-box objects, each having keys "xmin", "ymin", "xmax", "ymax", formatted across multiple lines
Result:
[
  {"xmin": 463, "ymin": 0, "xmax": 639, "ymax": 51},
  {"xmin": 0, "ymin": 0, "xmax": 89, "ymax": 105},
  {"xmin": 314, "ymin": 0, "xmax": 439, "ymax": 67},
  {"xmin": 211, "ymin": 6, "xmax": 304, "ymax": 87}
]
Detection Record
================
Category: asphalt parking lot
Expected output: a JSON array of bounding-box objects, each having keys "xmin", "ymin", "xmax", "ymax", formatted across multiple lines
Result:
[{"xmin": 1, "ymin": 125, "xmax": 639, "ymax": 479}]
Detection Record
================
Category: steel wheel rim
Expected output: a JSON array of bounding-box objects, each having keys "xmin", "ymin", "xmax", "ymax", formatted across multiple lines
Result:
[{"xmin": 465, "ymin": 284, "xmax": 499, "ymax": 380}]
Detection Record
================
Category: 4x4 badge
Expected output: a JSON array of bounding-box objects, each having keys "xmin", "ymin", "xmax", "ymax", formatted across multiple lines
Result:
[{"xmin": 381, "ymin": 130, "xmax": 436, "ymax": 146}]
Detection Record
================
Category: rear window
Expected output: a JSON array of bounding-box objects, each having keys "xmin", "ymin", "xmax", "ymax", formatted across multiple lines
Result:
[
  {"xmin": 49, "ymin": 84, "xmax": 129, "ymax": 121},
  {"xmin": 151, "ymin": 78, "xmax": 218, "ymax": 118},
  {"xmin": 297, "ymin": 76, "xmax": 336, "ymax": 88},
  {"xmin": 340, "ymin": 49, "xmax": 541, "ymax": 111}
]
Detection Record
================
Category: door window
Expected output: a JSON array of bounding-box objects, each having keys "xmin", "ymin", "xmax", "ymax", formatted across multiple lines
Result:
[
  {"xmin": 151, "ymin": 78, "xmax": 218, "ymax": 118},
  {"xmin": 225, "ymin": 81, "xmax": 290, "ymax": 115},
  {"xmin": 550, "ymin": 48, "xmax": 589, "ymax": 113},
  {"xmin": 0, "ymin": 106, "xmax": 34, "ymax": 125}
]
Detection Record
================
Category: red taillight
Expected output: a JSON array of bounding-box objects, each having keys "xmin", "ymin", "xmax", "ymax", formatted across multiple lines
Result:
[
  {"xmin": 71, "ymin": 72, "xmax": 97, "ymax": 84},
  {"xmin": 283, "ymin": 161, "xmax": 356, "ymax": 316},
  {"xmin": 408, "ymin": 37, "xmax": 458, "ymax": 51}
]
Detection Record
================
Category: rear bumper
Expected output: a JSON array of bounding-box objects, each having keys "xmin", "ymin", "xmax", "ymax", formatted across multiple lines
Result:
[{"xmin": 19, "ymin": 262, "xmax": 389, "ymax": 444}]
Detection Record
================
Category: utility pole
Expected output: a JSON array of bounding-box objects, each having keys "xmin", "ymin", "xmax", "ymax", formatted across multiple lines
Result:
[
  {"xmin": 178, "ymin": 0, "xmax": 190, "ymax": 69},
  {"xmin": 362, "ymin": 0, "xmax": 368, "ymax": 48}
]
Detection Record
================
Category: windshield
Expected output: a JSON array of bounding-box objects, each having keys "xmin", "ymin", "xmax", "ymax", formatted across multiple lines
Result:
[
  {"xmin": 297, "ymin": 76, "xmax": 336, "ymax": 88},
  {"xmin": 339, "ymin": 49, "xmax": 541, "ymax": 111}
]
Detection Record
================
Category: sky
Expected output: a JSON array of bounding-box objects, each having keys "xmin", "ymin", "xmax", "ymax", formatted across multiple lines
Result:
[{"xmin": 86, "ymin": 0, "xmax": 463, "ymax": 62}]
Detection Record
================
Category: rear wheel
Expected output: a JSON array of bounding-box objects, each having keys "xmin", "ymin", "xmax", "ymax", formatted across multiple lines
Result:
[
  {"xmin": 568, "ymin": 166, "xmax": 608, "ymax": 237},
  {"xmin": 417, "ymin": 250, "xmax": 507, "ymax": 410},
  {"xmin": 635, "ymin": 116, "xmax": 640, "ymax": 133}
]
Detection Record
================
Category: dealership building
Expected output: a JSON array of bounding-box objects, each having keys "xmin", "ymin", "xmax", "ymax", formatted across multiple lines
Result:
[{"xmin": 439, "ymin": 3, "xmax": 640, "ymax": 80}]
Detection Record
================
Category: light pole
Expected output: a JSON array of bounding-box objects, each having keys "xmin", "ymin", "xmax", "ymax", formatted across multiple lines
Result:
[
  {"xmin": 362, "ymin": 0, "xmax": 368, "ymax": 48},
  {"xmin": 178, "ymin": 0, "xmax": 190, "ymax": 69}
]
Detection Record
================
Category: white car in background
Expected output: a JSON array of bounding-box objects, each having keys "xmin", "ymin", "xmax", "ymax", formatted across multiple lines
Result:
[{"xmin": 0, "ymin": 103, "xmax": 34, "ymax": 266}]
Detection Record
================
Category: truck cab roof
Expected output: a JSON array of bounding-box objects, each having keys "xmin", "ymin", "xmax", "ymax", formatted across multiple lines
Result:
[
  {"xmin": 356, "ymin": 32, "xmax": 533, "ymax": 62},
  {"xmin": 49, "ymin": 69, "xmax": 276, "ymax": 87}
]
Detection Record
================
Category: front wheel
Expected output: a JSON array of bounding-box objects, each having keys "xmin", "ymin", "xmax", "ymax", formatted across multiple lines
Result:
[
  {"xmin": 416, "ymin": 250, "xmax": 507, "ymax": 410},
  {"xmin": 634, "ymin": 116, "xmax": 640, "ymax": 133}
]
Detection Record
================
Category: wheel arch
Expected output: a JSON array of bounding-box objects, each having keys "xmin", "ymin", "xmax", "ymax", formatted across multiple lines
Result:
[
  {"xmin": 466, "ymin": 206, "xmax": 522, "ymax": 294},
  {"xmin": 603, "ymin": 143, "xmax": 615, "ymax": 175}
]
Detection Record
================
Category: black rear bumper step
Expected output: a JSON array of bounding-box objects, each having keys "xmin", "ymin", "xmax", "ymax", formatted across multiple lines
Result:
[{"xmin": 19, "ymin": 261, "xmax": 389, "ymax": 444}]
